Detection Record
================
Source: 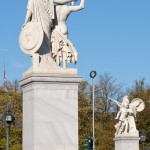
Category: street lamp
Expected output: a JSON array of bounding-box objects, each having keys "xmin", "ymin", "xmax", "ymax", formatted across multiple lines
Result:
[
  {"xmin": 90, "ymin": 70, "xmax": 97, "ymax": 150},
  {"xmin": 0, "ymin": 102, "xmax": 16, "ymax": 150},
  {"xmin": 140, "ymin": 132, "xmax": 147, "ymax": 150}
]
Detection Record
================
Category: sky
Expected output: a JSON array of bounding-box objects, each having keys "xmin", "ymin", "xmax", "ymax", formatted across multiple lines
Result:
[{"xmin": 0, "ymin": 0, "xmax": 150, "ymax": 88}]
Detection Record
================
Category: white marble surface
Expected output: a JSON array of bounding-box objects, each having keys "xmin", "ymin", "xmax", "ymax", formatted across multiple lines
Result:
[
  {"xmin": 112, "ymin": 96, "xmax": 145, "ymax": 135},
  {"xmin": 114, "ymin": 135, "xmax": 140, "ymax": 150},
  {"xmin": 21, "ymin": 74, "xmax": 81, "ymax": 150},
  {"xmin": 19, "ymin": 0, "xmax": 83, "ymax": 68}
]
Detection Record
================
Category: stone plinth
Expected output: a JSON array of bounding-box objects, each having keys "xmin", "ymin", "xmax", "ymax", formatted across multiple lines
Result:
[
  {"xmin": 114, "ymin": 134, "xmax": 140, "ymax": 150},
  {"xmin": 20, "ymin": 73, "xmax": 81, "ymax": 150}
]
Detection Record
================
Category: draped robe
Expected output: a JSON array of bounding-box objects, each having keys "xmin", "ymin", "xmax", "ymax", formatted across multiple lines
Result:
[{"xmin": 27, "ymin": 0, "xmax": 54, "ymax": 55}]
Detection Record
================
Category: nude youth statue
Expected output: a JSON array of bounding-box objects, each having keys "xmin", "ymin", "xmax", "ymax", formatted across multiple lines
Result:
[{"xmin": 51, "ymin": 0, "xmax": 85, "ymax": 68}]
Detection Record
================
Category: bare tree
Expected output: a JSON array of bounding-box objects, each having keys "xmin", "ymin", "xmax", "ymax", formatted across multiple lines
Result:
[
  {"xmin": 3, "ymin": 79, "xmax": 21, "ymax": 93},
  {"xmin": 95, "ymin": 73, "xmax": 124, "ymax": 113}
]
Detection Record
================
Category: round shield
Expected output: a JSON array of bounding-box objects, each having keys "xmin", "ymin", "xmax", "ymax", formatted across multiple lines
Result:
[
  {"xmin": 130, "ymin": 98, "xmax": 145, "ymax": 112},
  {"xmin": 19, "ymin": 22, "xmax": 44, "ymax": 55}
]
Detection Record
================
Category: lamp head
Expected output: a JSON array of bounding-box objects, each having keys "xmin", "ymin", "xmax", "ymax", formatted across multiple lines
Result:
[{"xmin": 90, "ymin": 70, "xmax": 97, "ymax": 79}]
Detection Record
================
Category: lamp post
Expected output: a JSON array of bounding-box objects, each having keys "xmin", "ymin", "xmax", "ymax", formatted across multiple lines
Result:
[
  {"xmin": 140, "ymin": 132, "xmax": 147, "ymax": 150},
  {"xmin": 90, "ymin": 70, "xmax": 97, "ymax": 150},
  {"xmin": 0, "ymin": 102, "xmax": 16, "ymax": 150}
]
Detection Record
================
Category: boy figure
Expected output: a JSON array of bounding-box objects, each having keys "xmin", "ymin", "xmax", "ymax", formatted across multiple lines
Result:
[
  {"xmin": 51, "ymin": 0, "xmax": 85, "ymax": 68},
  {"xmin": 54, "ymin": 0, "xmax": 85, "ymax": 38}
]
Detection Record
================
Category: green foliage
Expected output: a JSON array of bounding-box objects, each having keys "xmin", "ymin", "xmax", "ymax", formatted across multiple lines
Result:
[
  {"xmin": 79, "ymin": 81, "xmax": 93, "ymax": 149},
  {"xmin": 79, "ymin": 77, "xmax": 150, "ymax": 149},
  {"xmin": 0, "ymin": 80, "xmax": 22, "ymax": 150},
  {"xmin": 0, "ymin": 77, "xmax": 149, "ymax": 150},
  {"xmin": 128, "ymin": 79, "xmax": 150, "ymax": 147},
  {"xmin": 79, "ymin": 81, "xmax": 116, "ymax": 150}
]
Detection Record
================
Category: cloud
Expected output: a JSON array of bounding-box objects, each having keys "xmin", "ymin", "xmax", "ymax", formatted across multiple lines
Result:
[{"xmin": 13, "ymin": 62, "xmax": 27, "ymax": 69}]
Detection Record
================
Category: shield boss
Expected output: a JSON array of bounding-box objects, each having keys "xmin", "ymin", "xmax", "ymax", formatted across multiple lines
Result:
[{"xmin": 19, "ymin": 22, "xmax": 44, "ymax": 55}]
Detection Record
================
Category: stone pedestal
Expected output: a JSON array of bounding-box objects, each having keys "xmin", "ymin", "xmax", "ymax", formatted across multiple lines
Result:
[
  {"xmin": 114, "ymin": 134, "xmax": 140, "ymax": 150},
  {"xmin": 20, "ymin": 72, "xmax": 81, "ymax": 150}
]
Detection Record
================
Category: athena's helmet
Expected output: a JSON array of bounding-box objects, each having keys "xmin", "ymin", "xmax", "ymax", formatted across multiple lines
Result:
[{"xmin": 122, "ymin": 96, "xmax": 130, "ymax": 106}]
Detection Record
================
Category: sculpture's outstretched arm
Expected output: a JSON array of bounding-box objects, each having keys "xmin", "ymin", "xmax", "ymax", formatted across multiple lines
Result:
[
  {"xmin": 54, "ymin": 0, "xmax": 75, "ymax": 4},
  {"xmin": 23, "ymin": 10, "xmax": 32, "ymax": 27},
  {"xmin": 116, "ymin": 102, "xmax": 122, "ymax": 108},
  {"xmin": 69, "ymin": 0, "xmax": 85, "ymax": 12},
  {"xmin": 108, "ymin": 97, "xmax": 122, "ymax": 108}
]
